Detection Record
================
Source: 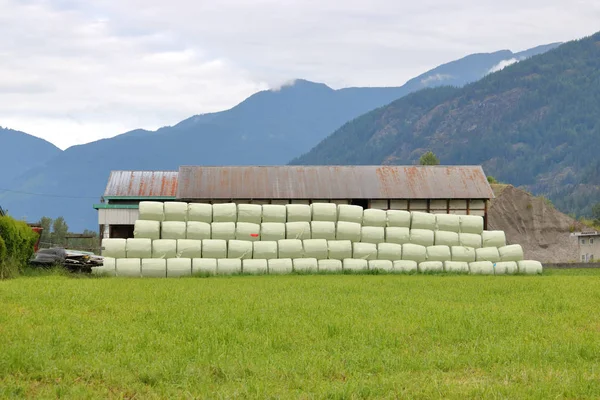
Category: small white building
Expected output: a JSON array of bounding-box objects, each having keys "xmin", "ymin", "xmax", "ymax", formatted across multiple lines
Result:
[{"xmin": 573, "ymin": 231, "xmax": 600, "ymax": 263}]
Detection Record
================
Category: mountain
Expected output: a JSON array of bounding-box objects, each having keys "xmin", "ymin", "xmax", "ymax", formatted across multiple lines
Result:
[
  {"xmin": 291, "ymin": 32, "xmax": 600, "ymax": 218},
  {"xmin": 0, "ymin": 44, "xmax": 560, "ymax": 231}
]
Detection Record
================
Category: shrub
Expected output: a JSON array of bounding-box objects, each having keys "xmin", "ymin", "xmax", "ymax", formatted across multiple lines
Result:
[{"xmin": 0, "ymin": 216, "xmax": 39, "ymax": 279}]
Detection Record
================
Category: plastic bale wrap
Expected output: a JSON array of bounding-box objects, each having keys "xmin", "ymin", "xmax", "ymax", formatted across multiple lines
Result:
[
  {"xmin": 167, "ymin": 258, "xmax": 191, "ymax": 277},
  {"xmin": 494, "ymin": 261, "xmax": 518, "ymax": 275},
  {"xmin": 393, "ymin": 260, "xmax": 417, "ymax": 273},
  {"xmin": 518, "ymin": 260, "xmax": 543, "ymax": 275},
  {"xmin": 293, "ymin": 258, "xmax": 318, "ymax": 272},
  {"xmin": 126, "ymin": 238, "xmax": 152, "ymax": 259},
  {"xmin": 286, "ymin": 204, "xmax": 311, "ymax": 222},
  {"xmin": 459, "ymin": 233, "xmax": 482, "ymax": 249},
  {"xmin": 353, "ymin": 242, "xmax": 378, "ymax": 260},
  {"xmin": 138, "ymin": 201, "xmax": 164, "ymax": 222},
  {"xmin": 237, "ymin": 204, "xmax": 263, "ymax": 224},
  {"xmin": 134, "ymin": 220, "xmax": 160, "ymax": 240},
  {"xmin": 435, "ymin": 214, "xmax": 460, "ymax": 233},
  {"xmin": 435, "ymin": 231, "xmax": 460, "ymax": 247},
  {"xmin": 228, "ymin": 240, "xmax": 253, "ymax": 260},
  {"xmin": 451, "ymin": 246, "xmax": 477, "ymax": 262},
  {"xmin": 152, "ymin": 239, "xmax": 177, "ymax": 259},
  {"xmin": 318, "ymin": 259, "xmax": 342, "ymax": 272},
  {"xmin": 217, "ymin": 259, "xmax": 242, "ymax": 275},
  {"xmin": 402, "ymin": 244, "xmax": 427, "ymax": 263},
  {"xmin": 363, "ymin": 209, "xmax": 387, "ymax": 227},
  {"xmin": 476, "ymin": 247, "xmax": 501, "ymax": 262},
  {"xmin": 311, "ymin": 203, "xmax": 337, "ymax": 222},
  {"xmin": 202, "ymin": 239, "xmax": 227, "ymax": 259},
  {"xmin": 253, "ymin": 241, "xmax": 278, "ymax": 260},
  {"xmin": 337, "ymin": 204, "xmax": 363, "ymax": 224},
  {"xmin": 410, "ymin": 229, "xmax": 434, "ymax": 247},
  {"xmin": 91, "ymin": 266, "xmax": 110, "ymax": 276},
  {"xmin": 343, "ymin": 259, "xmax": 368, "ymax": 271},
  {"xmin": 161, "ymin": 221, "xmax": 187, "ymax": 240},
  {"xmin": 369, "ymin": 260, "xmax": 393, "ymax": 271},
  {"xmin": 95, "ymin": 257, "xmax": 116, "ymax": 276},
  {"xmin": 212, "ymin": 203, "xmax": 237, "ymax": 223},
  {"xmin": 444, "ymin": 261, "xmax": 469, "ymax": 273},
  {"xmin": 262, "ymin": 205, "xmax": 286, "ymax": 223},
  {"xmin": 164, "ymin": 202, "xmax": 189, "ymax": 222},
  {"xmin": 377, "ymin": 243, "xmax": 402, "ymax": 261},
  {"xmin": 177, "ymin": 239, "xmax": 202, "ymax": 259},
  {"xmin": 387, "ymin": 210, "xmax": 411, "ymax": 228},
  {"xmin": 260, "ymin": 223, "xmax": 285, "ymax": 242},
  {"xmin": 286, "ymin": 222, "xmax": 311, "ymax": 240},
  {"xmin": 418, "ymin": 261, "xmax": 443, "ymax": 273},
  {"xmin": 303, "ymin": 239, "xmax": 328, "ymax": 259},
  {"xmin": 187, "ymin": 222, "xmax": 211, "ymax": 240},
  {"xmin": 278, "ymin": 239, "xmax": 304, "ymax": 259},
  {"xmin": 211, "ymin": 222, "xmax": 236, "ymax": 240},
  {"xmin": 411, "ymin": 211, "xmax": 436, "ymax": 230},
  {"xmin": 460, "ymin": 215, "xmax": 484, "ymax": 234},
  {"xmin": 116, "ymin": 258, "xmax": 141, "ymax": 277},
  {"xmin": 268, "ymin": 258, "xmax": 293, "ymax": 274},
  {"xmin": 385, "ymin": 227, "xmax": 411, "ymax": 245},
  {"xmin": 243, "ymin": 259, "xmax": 268, "ymax": 274},
  {"xmin": 499, "ymin": 245, "xmax": 524, "ymax": 262},
  {"xmin": 102, "ymin": 239, "xmax": 127, "ymax": 258},
  {"xmin": 188, "ymin": 203, "xmax": 213, "ymax": 223},
  {"xmin": 192, "ymin": 258, "xmax": 217, "ymax": 276},
  {"xmin": 328, "ymin": 240, "xmax": 352, "ymax": 260},
  {"xmin": 311, "ymin": 221, "xmax": 336, "ymax": 240},
  {"xmin": 236, "ymin": 222, "xmax": 261, "ymax": 242},
  {"xmin": 426, "ymin": 245, "xmax": 451, "ymax": 262},
  {"xmin": 361, "ymin": 226, "xmax": 385, "ymax": 244},
  {"xmin": 141, "ymin": 259, "xmax": 166, "ymax": 278},
  {"xmin": 336, "ymin": 221, "xmax": 361, "ymax": 242},
  {"xmin": 482, "ymin": 231, "xmax": 507, "ymax": 248},
  {"xmin": 469, "ymin": 261, "xmax": 494, "ymax": 275}
]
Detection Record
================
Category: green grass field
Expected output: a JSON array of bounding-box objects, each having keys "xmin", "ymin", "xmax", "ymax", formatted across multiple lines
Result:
[{"xmin": 2, "ymin": 270, "xmax": 600, "ymax": 399}]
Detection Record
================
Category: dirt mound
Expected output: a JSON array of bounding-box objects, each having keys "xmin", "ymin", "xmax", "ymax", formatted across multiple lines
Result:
[{"xmin": 488, "ymin": 184, "xmax": 583, "ymax": 263}]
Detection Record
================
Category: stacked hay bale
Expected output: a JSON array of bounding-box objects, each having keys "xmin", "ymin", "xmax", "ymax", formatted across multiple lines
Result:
[{"xmin": 93, "ymin": 201, "xmax": 542, "ymax": 277}]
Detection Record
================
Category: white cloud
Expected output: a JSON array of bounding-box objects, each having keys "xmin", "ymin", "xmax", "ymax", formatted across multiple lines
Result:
[
  {"xmin": 488, "ymin": 58, "xmax": 520, "ymax": 74},
  {"xmin": 421, "ymin": 74, "xmax": 454, "ymax": 86}
]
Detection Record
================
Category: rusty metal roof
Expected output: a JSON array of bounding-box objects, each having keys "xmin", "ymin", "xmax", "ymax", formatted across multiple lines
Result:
[
  {"xmin": 103, "ymin": 171, "xmax": 178, "ymax": 198},
  {"xmin": 176, "ymin": 166, "xmax": 494, "ymax": 200}
]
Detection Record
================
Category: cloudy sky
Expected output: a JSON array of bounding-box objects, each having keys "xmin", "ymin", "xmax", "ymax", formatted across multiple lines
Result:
[{"xmin": 1, "ymin": 0, "xmax": 598, "ymax": 149}]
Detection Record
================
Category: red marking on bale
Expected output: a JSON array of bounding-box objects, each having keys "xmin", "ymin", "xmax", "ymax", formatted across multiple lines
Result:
[{"xmin": 250, "ymin": 233, "xmax": 259, "ymax": 237}]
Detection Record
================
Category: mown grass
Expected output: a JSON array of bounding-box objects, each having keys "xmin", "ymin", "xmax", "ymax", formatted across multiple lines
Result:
[{"xmin": 1, "ymin": 270, "xmax": 600, "ymax": 399}]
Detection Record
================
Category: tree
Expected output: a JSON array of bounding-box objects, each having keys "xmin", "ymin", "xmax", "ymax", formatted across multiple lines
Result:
[
  {"xmin": 592, "ymin": 203, "xmax": 600, "ymax": 225},
  {"xmin": 419, "ymin": 151, "xmax": 440, "ymax": 166},
  {"xmin": 487, "ymin": 176, "xmax": 499, "ymax": 184},
  {"xmin": 38, "ymin": 216, "xmax": 53, "ymax": 248},
  {"xmin": 51, "ymin": 217, "xmax": 69, "ymax": 247}
]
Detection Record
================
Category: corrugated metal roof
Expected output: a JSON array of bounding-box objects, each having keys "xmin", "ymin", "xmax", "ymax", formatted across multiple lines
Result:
[
  {"xmin": 103, "ymin": 171, "xmax": 178, "ymax": 197},
  {"xmin": 176, "ymin": 166, "xmax": 494, "ymax": 200}
]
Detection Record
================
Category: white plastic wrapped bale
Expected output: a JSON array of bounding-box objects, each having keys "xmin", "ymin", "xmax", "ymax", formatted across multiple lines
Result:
[
  {"xmin": 102, "ymin": 239, "xmax": 127, "ymax": 258},
  {"xmin": 377, "ymin": 243, "xmax": 402, "ymax": 261},
  {"xmin": 286, "ymin": 204, "xmax": 311, "ymax": 222},
  {"xmin": 410, "ymin": 229, "xmax": 434, "ymax": 247},
  {"xmin": 192, "ymin": 258, "xmax": 217, "ymax": 276},
  {"xmin": 494, "ymin": 261, "xmax": 518, "ymax": 275},
  {"xmin": 217, "ymin": 259, "xmax": 242, "ymax": 275},
  {"xmin": 498, "ymin": 245, "xmax": 524, "ymax": 262},
  {"xmin": 164, "ymin": 202, "xmax": 189, "ymax": 222},
  {"xmin": 260, "ymin": 223, "xmax": 285, "ymax": 242},
  {"xmin": 418, "ymin": 261, "xmax": 443, "ymax": 273},
  {"xmin": 293, "ymin": 258, "xmax": 318, "ymax": 272},
  {"xmin": 211, "ymin": 222, "xmax": 236, "ymax": 240},
  {"xmin": 243, "ymin": 259, "xmax": 268, "ymax": 274},
  {"xmin": 116, "ymin": 258, "xmax": 141, "ymax": 277},
  {"xmin": 328, "ymin": 240, "xmax": 353, "ymax": 260},
  {"xmin": 337, "ymin": 204, "xmax": 363, "ymax": 224},
  {"xmin": 187, "ymin": 222, "xmax": 211, "ymax": 240},
  {"xmin": 411, "ymin": 211, "xmax": 436, "ymax": 230},
  {"xmin": 343, "ymin": 259, "xmax": 368, "ymax": 271},
  {"xmin": 353, "ymin": 242, "xmax": 378, "ymax": 260},
  {"xmin": 262, "ymin": 204, "xmax": 287, "ymax": 223},
  {"xmin": 91, "ymin": 266, "xmax": 110, "ymax": 276},
  {"xmin": 212, "ymin": 203, "xmax": 238, "ymax": 223},
  {"xmin": 318, "ymin": 259, "xmax": 342, "ymax": 272},
  {"xmin": 311, "ymin": 203, "xmax": 337, "ymax": 222},
  {"xmin": 286, "ymin": 222, "xmax": 311, "ymax": 240},
  {"xmin": 253, "ymin": 241, "xmax": 278, "ymax": 260},
  {"xmin": 336, "ymin": 221, "xmax": 361, "ymax": 242},
  {"xmin": 126, "ymin": 238, "xmax": 152, "ymax": 259},
  {"xmin": 402, "ymin": 244, "xmax": 427, "ymax": 263},
  {"xmin": 237, "ymin": 204, "xmax": 262, "ymax": 224},
  {"xmin": 363, "ymin": 209, "xmax": 387, "ymax": 227},
  {"xmin": 93, "ymin": 257, "xmax": 116, "ymax": 276},
  {"xmin": 161, "ymin": 221, "xmax": 187, "ymax": 240},
  {"xmin": 361, "ymin": 226, "xmax": 385, "ymax": 244},
  {"xmin": 482, "ymin": 231, "xmax": 507, "ymax": 248},
  {"xmin": 435, "ymin": 231, "xmax": 460, "ymax": 247},
  {"xmin": 188, "ymin": 203, "xmax": 213, "ymax": 223},
  {"xmin": 451, "ymin": 246, "xmax": 477, "ymax": 262},
  {"xmin": 387, "ymin": 210, "xmax": 411, "ymax": 228},
  {"xmin": 385, "ymin": 227, "xmax": 411, "ymax": 245},
  {"xmin": 201, "ymin": 239, "xmax": 227, "ymax": 259},
  {"xmin": 460, "ymin": 215, "xmax": 484, "ymax": 235},
  {"xmin": 278, "ymin": 239, "xmax": 303, "ymax": 259},
  {"xmin": 228, "ymin": 240, "xmax": 253, "ymax": 259},
  {"xmin": 141, "ymin": 259, "xmax": 166, "ymax": 278},
  {"xmin": 393, "ymin": 260, "xmax": 418, "ymax": 273},
  {"xmin": 138, "ymin": 201, "xmax": 164, "ymax": 222},
  {"xmin": 469, "ymin": 261, "xmax": 494, "ymax": 275},
  {"xmin": 268, "ymin": 258, "xmax": 293, "ymax": 274},
  {"xmin": 435, "ymin": 214, "xmax": 460, "ymax": 233},
  {"xmin": 459, "ymin": 233, "xmax": 482, "ymax": 249},
  {"xmin": 236, "ymin": 222, "xmax": 261, "ymax": 242},
  {"xmin": 518, "ymin": 260, "xmax": 543, "ymax": 275},
  {"xmin": 152, "ymin": 239, "xmax": 177, "ymax": 259},
  {"xmin": 426, "ymin": 245, "xmax": 451, "ymax": 262},
  {"xmin": 134, "ymin": 220, "xmax": 161, "ymax": 240},
  {"xmin": 303, "ymin": 239, "xmax": 328, "ymax": 259},
  {"xmin": 311, "ymin": 221, "xmax": 336, "ymax": 240},
  {"xmin": 476, "ymin": 247, "xmax": 501, "ymax": 263},
  {"xmin": 444, "ymin": 261, "xmax": 469, "ymax": 273},
  {"xmin": 177, "ymin": 239, "xmax": 202, "ymax": 259},
  {"xmin": 369, "ymin": 260, "xmax": 393, "ymax": 271},
  {"xmin": 166, "ymin": 258, "xmax": 191, "ymax": 277}
]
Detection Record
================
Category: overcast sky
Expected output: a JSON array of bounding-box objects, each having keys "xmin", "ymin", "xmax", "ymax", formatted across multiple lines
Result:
[{"xmin": 1, "ymin": 0, "xmax": 598, "ymax": 149}]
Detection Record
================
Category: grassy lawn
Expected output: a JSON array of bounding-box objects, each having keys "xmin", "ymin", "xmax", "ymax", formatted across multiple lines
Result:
[{"xmin": 1, "ymin": 270, "xmax": 600, "ymax": 399}]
